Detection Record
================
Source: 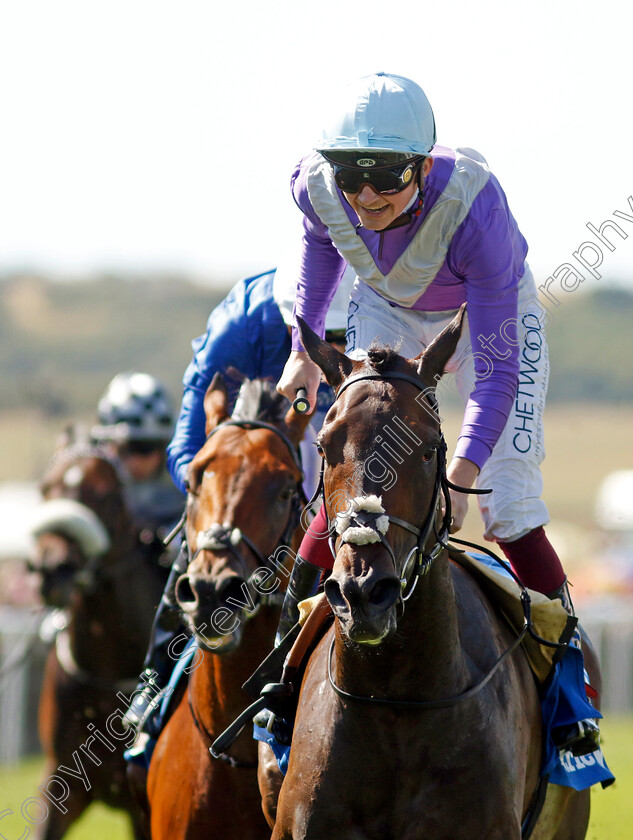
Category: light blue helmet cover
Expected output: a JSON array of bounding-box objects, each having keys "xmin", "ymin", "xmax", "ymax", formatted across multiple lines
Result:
[{"xmin": 318, "ymin": 72, "xmax": 436, "ymax": 157}]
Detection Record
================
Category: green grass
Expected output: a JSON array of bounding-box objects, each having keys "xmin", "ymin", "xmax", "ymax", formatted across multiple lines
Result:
[
  {"xmin": 1, "ymin": 716, "xmax": 631, "ymax": 838},
  {"xmin": 586, "ymin": 714, "xmax": 633, "ymax": 839},
  {"xmin": 0, "ymin": 755, "xmax": 133, "ymax": 839}
]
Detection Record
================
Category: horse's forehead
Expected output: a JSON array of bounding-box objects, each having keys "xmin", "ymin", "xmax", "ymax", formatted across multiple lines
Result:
[
  {"xmin": 203, "ymin": 427, "xmax": 298, "ymax": 474},
  {"xmin": 330, "ymin": 382, "xmax": 435, "ymax": 436},
  {"xmin": 44, "ymin": 455, "xmax": 117, "ymax": 497}
]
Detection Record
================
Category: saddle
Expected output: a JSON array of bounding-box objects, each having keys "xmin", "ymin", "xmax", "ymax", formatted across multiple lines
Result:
[
  {"xmin": 285, "ymin": 594, "xmax": 334, "ymax": 680},
  {"xmin": 448, "ymin": 548, "xmax": 574, "ymax": 683}
]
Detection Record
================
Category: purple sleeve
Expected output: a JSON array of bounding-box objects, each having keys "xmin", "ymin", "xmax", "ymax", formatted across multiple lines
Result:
[
  {"xmin": 448, "ymin": 189, "xmax": 524, "ymax": 469},
  {"xmin": 290, "ymin": 157, "xmax": 346, "ymax": 351}
]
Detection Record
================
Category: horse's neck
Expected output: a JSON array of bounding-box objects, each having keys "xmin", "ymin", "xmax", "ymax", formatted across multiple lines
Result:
[
  {"xmin": 337, "ymin": 554, "xmax": 469, "ymax": 699},
  {"xmin": 191, "ymin": 610, "xmax": 278, "ymax": 731},
  {"xmin": 404, "ymin": 557, "xmax": 469, "ymax": 688},
  {"xmin": 66, "ymin": 548, "xmax": 151, "ymax": 678}
]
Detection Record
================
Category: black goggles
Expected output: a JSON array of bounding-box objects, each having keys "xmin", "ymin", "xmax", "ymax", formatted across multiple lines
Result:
[
  {"xmin": 332, "ymin": 160, "xmax": 422, "ymax": 195},
  {"xmin": 119, "ymin": 440, "xmax": 165, "ymax": 456}
]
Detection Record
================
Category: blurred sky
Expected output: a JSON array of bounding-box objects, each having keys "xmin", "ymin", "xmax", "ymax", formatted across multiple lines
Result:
[{"xmin": 1, "ymin": 0, "xmax": 632, "ymax": 289}]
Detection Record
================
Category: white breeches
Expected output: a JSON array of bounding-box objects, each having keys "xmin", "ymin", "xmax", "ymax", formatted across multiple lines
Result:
[{"xmin": 345, "ymin": 265, "xmax": 550, "ymax": 542}]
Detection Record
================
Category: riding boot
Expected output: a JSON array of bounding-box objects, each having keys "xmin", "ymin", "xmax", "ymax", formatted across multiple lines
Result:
[
  {"xmin": 123, "ymin": 544, "xmax": 188, "ymax": 737},
  {"xmin": 274, "ymin": 555, "xmax": 322, "ymax": 647},
  {"xmin": 547, "ymin": 580, "xmax": 601, "ymax": 757},
  {"xmin": 252, "ymin": 556, "xmax": 323, "ymax": 744}
]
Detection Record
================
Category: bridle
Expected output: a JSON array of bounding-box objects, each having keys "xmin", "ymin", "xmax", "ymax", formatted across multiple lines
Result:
[
  {"xmin": 185, "ymin": 419, "xmax": 308, "ymax": 614},
  {"xmin": 324, "ymin": 371, "xmax": 490, "ymax": 602},
  {"xmin": 183, "ymin": 417, "xmax": 307, "ymax": 766}
]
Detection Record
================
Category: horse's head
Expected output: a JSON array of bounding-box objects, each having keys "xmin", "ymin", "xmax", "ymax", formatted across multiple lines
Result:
[
  {"xmin": 176, "ymin": 374, "xmax": 310, "ymax": 654},
  {"xmin": 29, "ymin": 444, "xmax": 130, "ymax": 607},
  {"xmin": 298, "ymin": 309, "xmax": 465, "ymax": 645}
]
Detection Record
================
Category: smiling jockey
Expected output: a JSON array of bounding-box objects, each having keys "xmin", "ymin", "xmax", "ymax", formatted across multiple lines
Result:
[
  {"xmin": 123, "ymin": 261, "xmax": 354, "ymax": 737},
  {"xmin": 276, "ymin": 72, "xmax": 599, "ymax": 756}
]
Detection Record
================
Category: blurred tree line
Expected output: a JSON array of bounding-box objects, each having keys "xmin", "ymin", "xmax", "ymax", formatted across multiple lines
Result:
[
  {"xmin": 545, "ymin": 286, "xmax": 633, "ymax": 403},
  {"xmin": 1, "ymin": 273, "xmax": 632, "ymax": 420},
  {"xmin": 0, "ymin": 273, "xmax": 231, "ymax": 416}
]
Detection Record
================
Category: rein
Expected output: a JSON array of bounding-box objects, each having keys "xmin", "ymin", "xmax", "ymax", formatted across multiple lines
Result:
[
  {"xmin": 186, "ymin": 683, "xmax": 258, "ymax": 769},
  {"xmin": 327, "ymin": 626, "xmax": 528, "ymax": 709}
]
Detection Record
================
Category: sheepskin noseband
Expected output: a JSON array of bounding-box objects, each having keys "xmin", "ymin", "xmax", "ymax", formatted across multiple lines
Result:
[
  {"xmin": 335, "ymin": 495, "xmax": 390, "ymax": 545},
  {"xmin": 196, "ymin": 523, "xmax": 243, "ymax": 551}
]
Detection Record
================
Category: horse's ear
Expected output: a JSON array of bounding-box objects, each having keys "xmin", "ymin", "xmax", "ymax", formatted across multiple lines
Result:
[
  {"xmin": 203, "ymin": 372, "xmax": 230, "ymax": 436},
  {"xmin": 297, "ymin": 317, "xmax": 353, "ymax": 389},
  {"xmin": 414, "ymin": 304, "xmax": 466, "ymax": 384}
]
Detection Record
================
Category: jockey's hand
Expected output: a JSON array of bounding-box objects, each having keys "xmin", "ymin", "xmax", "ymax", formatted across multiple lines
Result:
[
  {"xmin": 277, "ymin": 351, "xmax": 322, "ymax": 414},
  {"xmin": 445, "ymin": 457, "xmax": 480, "ymax": 534}
]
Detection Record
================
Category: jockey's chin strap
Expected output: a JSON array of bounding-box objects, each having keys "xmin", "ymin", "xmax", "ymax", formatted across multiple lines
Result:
[
  {"xmin": 183, "ymin": 419, "xmax": 307, "ymax": 613},
  {"xmin": 325, "ymin": 371, "xmax": 492, "ymax": 601}
]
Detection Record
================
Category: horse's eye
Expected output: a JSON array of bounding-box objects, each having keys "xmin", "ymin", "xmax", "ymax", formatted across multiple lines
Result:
[
  {"xmin": 315, "ymin": 442, "xmax": 324, "ymax": 457},
  {"xmin": 422, "ymin": 446, "xmax": 437, "ymax": 463},
  {"xmin": 279, "ymin": 487, "xmax": 294, "ymax": 502}
]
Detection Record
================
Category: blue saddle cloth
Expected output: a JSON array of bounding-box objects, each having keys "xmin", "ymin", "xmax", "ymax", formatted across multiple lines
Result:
[
  {"xmin": 253, "ymin": 723, "xmax": 291, "ymax": 775},
  {"xmin": 254, "ymin": 554, "xmax": 615, "ymax": 790}
]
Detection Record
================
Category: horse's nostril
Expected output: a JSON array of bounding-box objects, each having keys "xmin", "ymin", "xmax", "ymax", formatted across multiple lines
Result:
[
  {"xmin": 368, "ymin": 578, "xmax": 400, "ymax": 609},
  {"xmin": 175, "ymin": 574, "xmax": 196, "ymax": 607},
  {"xmin": 325, "ymin": 578, "xmax": 346, "ymax": 609},
  {"xmin": 216, "ymin": 576, "xmax": 247, "ymax": 605}
]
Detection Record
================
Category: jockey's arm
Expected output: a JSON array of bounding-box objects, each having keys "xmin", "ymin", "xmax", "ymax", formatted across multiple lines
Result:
[
  {"xmin": 446, "ymin": 456, "xmax": 480, "ymax": 533},
  {"xmin": 276, "ymin": 351, "xmax": 322, "ymax": 413}
]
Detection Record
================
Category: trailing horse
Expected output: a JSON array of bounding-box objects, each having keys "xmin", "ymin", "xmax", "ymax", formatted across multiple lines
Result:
[
  {"xmin": 29, "ymin": 441, "xmax": 169, "ymax": 840},
  {"xmin": 145, "ymin": 376, "xmax": 310, "ymax": 840},
  {"xmin": 261, "ymin": 312, "xmax": 593, "ymax": 840}
]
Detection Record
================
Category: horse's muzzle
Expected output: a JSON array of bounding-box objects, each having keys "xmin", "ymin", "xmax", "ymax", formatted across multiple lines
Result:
[
  {"xmin": 175, "ymin": 570, "xmax": 251, "ymax": 651},
  {"xmin": 325, "ymin": 566, "xmax": 401, "ymax": 645}
]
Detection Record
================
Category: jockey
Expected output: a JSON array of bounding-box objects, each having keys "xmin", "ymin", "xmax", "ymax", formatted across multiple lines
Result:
[
  {"xmin": 275, "ymin": 72, "xmax": 599, "ymax": 756},
  {"xmin": 92, "ymin": 371, "xmax": 184, "ymax": 548},
  {"xmin": 167, "ymin": 260, "xmax": 352, "ymax": 498},
  {"xmin": 123, "ymin": 262, "xmax": 354, "ymax": 737}
]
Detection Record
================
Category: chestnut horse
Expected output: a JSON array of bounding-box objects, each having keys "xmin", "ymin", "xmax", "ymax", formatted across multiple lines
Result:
[
  {"xmin": 145, "ymin": 376, "xmax": 310, "ymax": 839},
  {"xmin": 29, "ymin": 442, "xmax": 169, "ymax": 840},
  {"xmin": 262, "ymin": 313, "xmax": 591, "ymax": 840}
]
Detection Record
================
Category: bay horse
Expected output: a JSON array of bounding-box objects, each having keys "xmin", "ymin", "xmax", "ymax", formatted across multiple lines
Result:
[
  {"xmin": 262, "ymin": 312, "xmax": 591, "ymax": 840},
  {"xmin": 145, "ymin": 375, "xmax": 310, "ymax": 840},
  {"xmin": 29, "ymin": 440, "xmax": 169, "ymax": 840}
]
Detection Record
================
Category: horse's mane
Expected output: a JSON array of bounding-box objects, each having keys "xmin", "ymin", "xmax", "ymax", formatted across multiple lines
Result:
[
  {"xmin": 44, "ymin": 441, "xmax": 112, "ymax": 475},
  {"xmin": 43, "ymin": 424, "xmax": 119, "ymax": 488},
  {"xmin": 366, "ymin": 343, "xmax": 402, "ymax": 373},
  {"xmin": 231, "ymin": 378, "xmax": 289, "ymax": 425}
]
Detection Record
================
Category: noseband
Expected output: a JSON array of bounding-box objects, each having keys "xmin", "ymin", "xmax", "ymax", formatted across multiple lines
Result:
[
  {"xmin": 187, "ymin": 419, "xmax": 307, "ymax": 611},
  {"xmin": 327, "ymin": 371, "xmax": 490, "ymax": 601}
]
